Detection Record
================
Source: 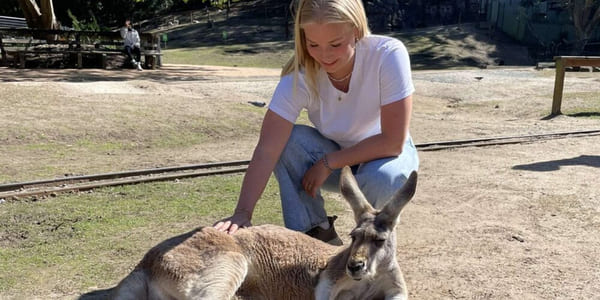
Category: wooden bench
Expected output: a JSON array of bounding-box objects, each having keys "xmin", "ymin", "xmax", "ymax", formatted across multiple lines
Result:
[
  {"xmin": 15, "ymin": 49, "xmax": 69, "ymax": 68},
  {"xmin": 142, "ymin": 49, "xmax": 162, "ymax": 69},
  {"xmin": 1, "ymin": 28, "xmax": 162, "ymax": 69},
  {"xmin": 8, "ymin": 45, "xmax": 162, "ymax": 69},
  {"xmin": 0, "ymin": 35, "xmax": 69, "ymax": 66},
  {"xmin": 551, "ymin": 56, "xmax": 600, "ymax": 115}
]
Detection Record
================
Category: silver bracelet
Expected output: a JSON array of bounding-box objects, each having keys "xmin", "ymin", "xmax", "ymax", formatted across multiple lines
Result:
[{"xmin": 322, "ymin": 154, "xmax": 335, "ymax": 172}]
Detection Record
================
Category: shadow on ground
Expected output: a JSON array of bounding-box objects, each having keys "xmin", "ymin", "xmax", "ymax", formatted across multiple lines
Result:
[
  {"xmin": 542, "ymin": 112, "xmax": 600, "ymax": 120},
  {"xmin": 0, "ymin": 64, "xmax": 279, "ymax": 83},
  {"xmin": 512, "ymin": 155, "xmax": 600, "ymax": 172},
  {"xmin": 566, "ymin": 112, "xmax": 600, "ymax": 118}
]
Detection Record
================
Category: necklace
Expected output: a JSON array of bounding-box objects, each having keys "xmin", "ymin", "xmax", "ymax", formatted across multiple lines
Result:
[
  {"xmin": 330, "ymin": 72, "xmax": 350, "ymax": 102},
  {"xmin": 329, "ymin": 74, "xmax": 350, "ymax": 102},
  {"xmin": 328, "ymin": 71, "xmax": 352, "ymax": 82}
]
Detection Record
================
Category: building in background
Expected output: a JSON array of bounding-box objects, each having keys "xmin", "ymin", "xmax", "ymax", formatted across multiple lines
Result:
[{"xmin": 480, "ymin": 0, "xmax": 600, "ymax": 56}]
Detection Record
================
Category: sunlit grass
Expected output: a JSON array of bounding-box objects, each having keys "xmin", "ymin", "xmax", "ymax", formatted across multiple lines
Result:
[
  {"xmin": 562, "ymin": 92, "xmax": 600, "ymax": 119},
  {"xmin": 163, "ymin": 41, "xmax": 293, "ymax": 68}
]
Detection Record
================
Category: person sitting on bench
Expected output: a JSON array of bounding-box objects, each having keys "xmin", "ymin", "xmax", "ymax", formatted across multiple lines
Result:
[{"xmin": 120, "ymin": 19, "xmax": 143, "ymax": 71}]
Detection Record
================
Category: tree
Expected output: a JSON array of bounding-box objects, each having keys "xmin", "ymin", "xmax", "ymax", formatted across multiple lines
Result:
[
  {"xmin": 568, "ymin": 0, "xmax": 600, "ymax": 54},
  {"xmin": 521, "ymin": 0, "xmax": 600, "ymax": 54},
  {"xmin": 0, "ymin": 0, "xmax": 23, "ymax": 17},
  {"xmin": 17, "ymin": 0, "xmax": 59, "ymax": 29}
]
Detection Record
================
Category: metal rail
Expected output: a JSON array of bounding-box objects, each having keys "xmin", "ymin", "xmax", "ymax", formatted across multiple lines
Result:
[
  {"xmin": 1, "ymin": 129, "xmax": 599, "ymax": 200},
  {"xmin": 0, "ymin": 166, "xmax": 248, "ymax": 199},
  {"xmin": 416, "ymin": 129, "xmax": 600, "ymax": 151},
  {"xmin": 0, "ymin": 160, "xmax": 249, "ymax": 192}
]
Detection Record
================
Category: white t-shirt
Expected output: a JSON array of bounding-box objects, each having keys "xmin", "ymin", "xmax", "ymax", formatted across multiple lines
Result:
[{"xmin": 269, "ymin": 35, "xmax": 414, "ymax": 149}]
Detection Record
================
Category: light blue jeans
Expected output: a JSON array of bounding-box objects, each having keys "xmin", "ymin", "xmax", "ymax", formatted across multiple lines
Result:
[{"xmin": 274, "ymin": 125, "xmax": 419, "ymax": 232}]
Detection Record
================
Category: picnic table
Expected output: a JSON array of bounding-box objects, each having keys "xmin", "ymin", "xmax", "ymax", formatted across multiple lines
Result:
[
  {"xmin": 0, "ymin": 28, "xmax": 162, "ymax": 69},
  {"xmin": 551, "ymin": 56, "xmax": 600, "ymax": 115}
]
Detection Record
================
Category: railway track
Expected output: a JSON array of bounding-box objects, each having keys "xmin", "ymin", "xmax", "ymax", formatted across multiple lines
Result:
[{"xmin": 1, "ymin": 129, "xmax": 599, "ymax": 200}]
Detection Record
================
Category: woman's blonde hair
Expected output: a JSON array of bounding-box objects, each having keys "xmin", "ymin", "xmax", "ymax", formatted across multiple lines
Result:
[{"xmin": 281, "ymin": 0, "xmax": 371, "ymax": 98}]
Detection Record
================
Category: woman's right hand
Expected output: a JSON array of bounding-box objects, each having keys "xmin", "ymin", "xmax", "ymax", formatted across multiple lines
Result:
[{"xmin": 213, "ymin": 211, "xmax": 252, "ymax": 234}]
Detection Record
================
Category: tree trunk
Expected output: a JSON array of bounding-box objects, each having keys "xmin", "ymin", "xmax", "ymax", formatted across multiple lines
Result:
[
  {"xmin": 40, "ymin": 0, "xmax": 59, "ymax": 29},
  {"xmin": 227, "ymin": 0, "xmax": 230, "ymax": 20},
  {"xmin": 17, "ymin": 0, "xmax": 42, "ymax": 28},
  {"xmin": 17, "ymin": 0, "xmax": 59, "ymax": 30},
  {"xmin": 570, "ymin": 0, "xmax": 600, "ymax": 55}
]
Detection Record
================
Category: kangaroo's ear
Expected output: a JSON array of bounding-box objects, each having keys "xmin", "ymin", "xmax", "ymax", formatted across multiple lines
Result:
[
  {"xmin": 376, "ymin": 171, "xmax": 418, "ymax": 228},
  {"xmin": 340, "ymin": 166, "xmax": 375, "ymax": 223}
]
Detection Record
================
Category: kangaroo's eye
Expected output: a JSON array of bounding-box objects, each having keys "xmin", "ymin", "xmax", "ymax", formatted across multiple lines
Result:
[{"xmin": 373, "ymin": 239, "xmax": 385, "ymax": 247}]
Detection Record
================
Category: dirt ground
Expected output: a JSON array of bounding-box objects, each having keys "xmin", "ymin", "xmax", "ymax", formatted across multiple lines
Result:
[{"xmin": 1, "ymin": 64, "xmax": 600, "ymax": 299}]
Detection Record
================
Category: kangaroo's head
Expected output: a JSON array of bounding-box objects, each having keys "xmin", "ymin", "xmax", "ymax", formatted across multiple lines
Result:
[{"xmin": 339, "ymin": 166, "xmax": 417, "ymax": 281}]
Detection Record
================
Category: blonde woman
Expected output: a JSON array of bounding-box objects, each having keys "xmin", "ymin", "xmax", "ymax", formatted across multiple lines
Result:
[{"xmin": 214, "ymin": 0, "xmax": 419, "ymax": 245}]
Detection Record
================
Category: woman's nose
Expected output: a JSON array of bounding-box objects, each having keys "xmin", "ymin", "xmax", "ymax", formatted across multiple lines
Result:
[{"xmin": 321, "ymin": 48, "xmax": 334, "ymax": 61}]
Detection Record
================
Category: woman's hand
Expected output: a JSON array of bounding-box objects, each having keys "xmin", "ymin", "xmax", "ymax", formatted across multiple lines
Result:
[
  {"xmin": 213, "ymin": 211, "xmax": 252, "ymax": 234},
  {"xmin": 302, "ymin": 159, "xmax": 333, "ymax": 198}
]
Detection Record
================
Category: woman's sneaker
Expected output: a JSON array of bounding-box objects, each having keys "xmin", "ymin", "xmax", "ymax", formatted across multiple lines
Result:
[{"xmin": 305, "ymin": 216, "xmax": 343, "ymax": 246}]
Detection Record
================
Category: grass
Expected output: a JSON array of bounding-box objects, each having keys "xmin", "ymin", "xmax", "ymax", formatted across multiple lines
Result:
[
  {"xmin": 163, "ymin": 41, "xmax": 293, "ymax": 68},
  {"xmin": 563, "ymin": 92, "xmax": 600, "ymax": 119},
  {"xmin": 0, "ymin": 174, "xmax": 347, "ymax": 297},
  {"xmin": 0, "ymin": 81, "xmax": 269, "ymax": 182}
]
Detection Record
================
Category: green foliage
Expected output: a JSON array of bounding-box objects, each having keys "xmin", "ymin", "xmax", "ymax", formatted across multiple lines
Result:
[
  {"xmin": 0, "ymin": 0, "xmax": 21, "ymax": 17},
  {"xmin": 203, "ymin": 0, "xmax": 229, "ymax": 9},
  {"xmin": 67, "ymin": 9, "xmax": 101, "ymax": 31}
]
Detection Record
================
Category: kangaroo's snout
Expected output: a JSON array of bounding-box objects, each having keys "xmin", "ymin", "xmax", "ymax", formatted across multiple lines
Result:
[
  {"xmin": 347, "ymin": 259, "xmax": 366, "ymax": 275},
  {"xmin": 346, "ymin": 255, "xmax": 368, "ymax": 280}
]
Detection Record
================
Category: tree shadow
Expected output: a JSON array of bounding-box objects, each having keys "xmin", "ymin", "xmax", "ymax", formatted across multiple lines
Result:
[
  {"xmin": 512, "ymin": 155, "xmax": 600, "ymax": 172},
  {"xmin": 0, "ymin": 65, "xmax": 278, "ymax": 83},
  {"xmin": 165, "ymin": 16, "xmax": 290, "ymax": 48},
  {"xmin": 387, "ymin": 23, "xmax": 534, "ymax": 70}
]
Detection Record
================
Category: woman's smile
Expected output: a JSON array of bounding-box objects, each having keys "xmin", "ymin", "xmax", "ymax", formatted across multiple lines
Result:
[{"xmin": 303, "ymin": 22, "xmax": 357, "ymax": 79}]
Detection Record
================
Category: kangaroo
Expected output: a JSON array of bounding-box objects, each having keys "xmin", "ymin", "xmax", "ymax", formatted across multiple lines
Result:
[{"xmin": 110, "ymin": 166, "xmax": 417, "ymax": 300}]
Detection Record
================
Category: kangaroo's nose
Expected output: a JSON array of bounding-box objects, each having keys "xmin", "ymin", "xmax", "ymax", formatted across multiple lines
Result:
[{"xmin": 347, "ymin": 260, "xmax": 365, "ymax": 273}]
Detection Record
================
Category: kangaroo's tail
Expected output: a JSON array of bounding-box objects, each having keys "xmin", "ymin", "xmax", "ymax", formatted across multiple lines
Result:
[{"xmin": 109, "ymin": 269, "xmax": 150, "ymax": 300}]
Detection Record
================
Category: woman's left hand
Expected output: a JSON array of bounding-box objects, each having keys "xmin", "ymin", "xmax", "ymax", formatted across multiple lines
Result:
[{"xmin": 302, "ymin": 159, "xmax": 332, "ymax": 198}]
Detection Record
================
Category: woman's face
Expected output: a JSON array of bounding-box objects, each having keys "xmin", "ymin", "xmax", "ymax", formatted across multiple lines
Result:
[{"xmin": 303, "ymin": 22, "xmax": 357, "ymax": 76}]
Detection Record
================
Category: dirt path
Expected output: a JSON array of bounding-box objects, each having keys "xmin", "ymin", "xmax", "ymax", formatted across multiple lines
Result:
[
  {"xmin": 407, "ymin": 135, "xmax": 600, "ymax": 299},
  {"xmin": 1, "ymin": 64, "xmax": 599, "ymax": 299}
]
